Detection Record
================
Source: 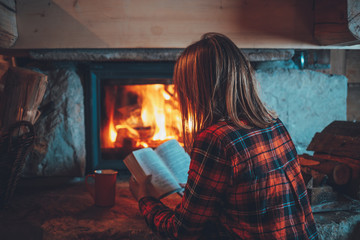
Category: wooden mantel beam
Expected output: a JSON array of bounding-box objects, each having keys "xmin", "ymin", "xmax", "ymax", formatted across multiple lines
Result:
[
  {"xmin": 2, "ymin": 0, "xmax": 359, "ymax": 49},
  {"xmin": 12, "ymin": 0, "xmax": 318, "ymax": 49},
  {"xmin": 314, "ymin": 0, "xmax": 360, "ymax": 46}
]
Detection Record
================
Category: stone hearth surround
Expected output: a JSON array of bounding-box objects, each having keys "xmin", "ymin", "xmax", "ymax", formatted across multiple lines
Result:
[{"xmin": 21, "ymin": 58, "xmax": 347, "ymax": 177}]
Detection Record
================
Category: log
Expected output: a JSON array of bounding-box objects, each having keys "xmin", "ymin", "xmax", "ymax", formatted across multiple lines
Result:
[
  {"xmin": 299, "ymin": 154, "xmax": 352, "ymax": 186},
  {"xmin": 307, "ymin": 121, "xmax": 360, "ymax": 160},
  {"xmin": 318, "ymin": 120, "xmax": 360, "ymax": 137},
  {"xmin": 307, "ymin": 132, "xmax": 360, "ymax": 159},
  {"xmin": 0, "ymin": 67, "xmax": 47, "ymax": 132},
  {"xmin": 313, "ymin": 153, "xmax": 360, "ymax": 180},
  {"xmin": 301, "ymin": 154, "xmax": 360, "ymax": 200}
]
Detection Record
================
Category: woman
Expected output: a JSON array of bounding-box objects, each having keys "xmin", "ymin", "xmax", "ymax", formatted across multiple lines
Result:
[{"xmin": 129, "ymin": 33, "xmax": 318, "ymax": 240}]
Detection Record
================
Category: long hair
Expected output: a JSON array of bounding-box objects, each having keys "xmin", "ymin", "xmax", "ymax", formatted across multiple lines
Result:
[{"xmin": 173, "ymin": 33, "xmax": 276, "ymax": 151}]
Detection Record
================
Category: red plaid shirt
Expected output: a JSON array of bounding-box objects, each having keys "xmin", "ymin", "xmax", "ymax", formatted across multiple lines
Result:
[{"xmin": 139, "ymin": 119, "xmax": 318, "ymax": 239}]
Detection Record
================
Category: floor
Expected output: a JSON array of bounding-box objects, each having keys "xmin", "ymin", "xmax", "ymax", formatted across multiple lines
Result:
[
  {"xmin": 0, "ymin": 174, "xmax": 180, "ymax": 240},
  {"xmin": 1, "ymin": 175, "xmax": 360, "ymax": 240}
]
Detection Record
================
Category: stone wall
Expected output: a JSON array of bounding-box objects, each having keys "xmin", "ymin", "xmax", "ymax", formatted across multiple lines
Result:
[
  {"xmin": 23, "ymin": 66, "xmax": 86, "ymax": 177},
  {"xmin": 255, "ymin": 64, "xmax": 347, "ymax": 154}
]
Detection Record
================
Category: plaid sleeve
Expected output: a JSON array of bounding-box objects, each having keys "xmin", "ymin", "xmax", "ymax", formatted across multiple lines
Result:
[{"xmin": 138, "ymin": 131, "xmax": 231, "ymax": 239}]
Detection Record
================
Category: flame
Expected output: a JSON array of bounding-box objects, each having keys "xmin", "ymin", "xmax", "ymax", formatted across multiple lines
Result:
[
  {"xmin": 109, "ymin": 121, "xmax": 117, "ymax": 143},
  {"xmin": 102, "ymin": 84, "xmax": 183, "ymax": 149}
]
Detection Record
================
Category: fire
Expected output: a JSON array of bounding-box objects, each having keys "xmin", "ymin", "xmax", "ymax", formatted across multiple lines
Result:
[
  {"xmin": 101, "ymin": 84, "xmax": 182, "ymax": 149},
  {"xmin": 110, "ymin": 123, "xmax": 117, "ymax": 143}
]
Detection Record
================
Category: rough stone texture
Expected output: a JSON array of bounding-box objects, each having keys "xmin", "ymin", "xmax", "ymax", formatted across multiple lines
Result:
[
  {"xmin": 22, "ymin": 67, "xmax": 85, "ymax": 177},
  {"xmin": 29, "ymin": 49, "xmax": 184, "ymax": 62},
  {"xmin": 348, "ymin": 0, "xmax": 360, "ymax": 40},
  {"xmin": 245, "ymin": 49, "xmax": 295, "ymax": 62},
  {"xmin": 0, "ymin": 177, "xmax": 359, "ymax": 240},
  {"xmin": 28, "ymin": 49, "xmax": 294, "ymax": 62},
  {"xmin": 255, "ymin": 67, "xmax": 347, "ymax": 154},
  {"xmin": 315, "ymin": 212, "xmax": 360, "ymax": 240}
]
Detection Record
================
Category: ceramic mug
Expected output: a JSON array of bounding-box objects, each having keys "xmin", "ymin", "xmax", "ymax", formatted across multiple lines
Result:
[{"xmin": 85, "ymin": 169, "xmax": 118, "ymax": 207}]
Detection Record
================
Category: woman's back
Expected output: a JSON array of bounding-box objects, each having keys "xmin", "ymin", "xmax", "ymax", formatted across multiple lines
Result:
[
  {"xmin": 190, "ymin": 118, "xmax": 318, "ymax": 239},
  {"xmin": 131, "ymin": 33, "xmax": 318, "ymax": 240}
]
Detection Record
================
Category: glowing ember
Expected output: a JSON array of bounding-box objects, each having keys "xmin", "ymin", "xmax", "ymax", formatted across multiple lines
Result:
[{"xmin": 101, "ymin": 84, "xmax": 182, "ymax": 149}]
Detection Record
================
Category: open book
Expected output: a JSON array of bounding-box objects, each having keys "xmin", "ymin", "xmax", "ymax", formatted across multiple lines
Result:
[{"xmin": 123, "ymin": 139, "xmax": 191, "ymax": 199}]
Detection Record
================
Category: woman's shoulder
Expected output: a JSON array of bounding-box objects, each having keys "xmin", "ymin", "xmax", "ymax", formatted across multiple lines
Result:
[
  {"xmin": 197, "ymin": 120, "xmax": 244, "ymax": 144},
  {"xmin": 198, "ymin": 118, "xmax": 285, "ymax": 139}
]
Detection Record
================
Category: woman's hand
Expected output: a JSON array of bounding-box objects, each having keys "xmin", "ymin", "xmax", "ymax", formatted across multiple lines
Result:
[{"xmin": 129, "ymin": 175, "xmax": 157, "ymax": 201}]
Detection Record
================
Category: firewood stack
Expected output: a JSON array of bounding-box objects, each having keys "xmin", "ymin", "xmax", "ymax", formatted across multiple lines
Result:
[
  {"xmin": 299, "ymin": 121, "xmax": 360, "ymax": 204},
  {"xmin": 0, "ymin": 66, "xmax": 47, "ymax": 208},
  {"xmin": 0, "ymin": 66, "xmax": 47, "ymax": 133}
]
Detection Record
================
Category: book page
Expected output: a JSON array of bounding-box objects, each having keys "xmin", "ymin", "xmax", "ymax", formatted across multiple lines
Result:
[
  {"xmin": 155, "ymin": 139, "xmax": 191, "ymax": 184},
  {"xmin": 133, "ymin": 148, "xmax": 181, "ymax": 198},
  {"xmin": 123, "ymin": 154, "xmax": 147, "ymax": 181}
]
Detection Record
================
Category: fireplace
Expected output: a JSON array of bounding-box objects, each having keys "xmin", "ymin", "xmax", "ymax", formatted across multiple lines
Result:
[
  {"xmin": 7, "ymin": 49, "xmax": 349, "ymax": 178},
  {"xmin": 85, "ymin": 62, "xmax": 179, "ymax": 172}
]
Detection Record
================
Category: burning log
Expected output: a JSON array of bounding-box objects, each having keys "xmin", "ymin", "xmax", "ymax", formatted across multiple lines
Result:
[{"xmin": 102, "ymin": 83, "xmax": 183, "ymax": 150}]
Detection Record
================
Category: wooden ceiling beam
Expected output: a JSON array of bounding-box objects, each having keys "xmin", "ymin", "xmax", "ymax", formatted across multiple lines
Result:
[{"xmin": 314, "ymin": 0, "xmax": 360, "ymax": 46}]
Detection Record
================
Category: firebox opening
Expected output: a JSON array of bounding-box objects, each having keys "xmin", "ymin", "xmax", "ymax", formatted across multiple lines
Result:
[
  {"xmin": 85, "ymin": 62, "xmax": 177, "ymax": 172},
  {"xmin": 100, "ymin": 80, "xmax": 183, "ymax": 160}
]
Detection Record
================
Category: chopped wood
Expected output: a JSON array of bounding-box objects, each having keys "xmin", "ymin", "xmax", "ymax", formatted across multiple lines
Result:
[
  {"xmin": 0, "ymin": 67, "xmax": 47, "ymax": 132},
  {"xmin": 300, "ymin": 157, "xmax": 320, "ymax": 166},
  {"xmin": 303, "ymin": 120, "xmax": 360, "ymax": 199},
  {"xmin": 299, "ymin": 154, "xmax": 352, "ymax": 186},
  {"xmin": 319, "ymin": 121, "xmax": 360, "ymax": 137},
  {"xmin": 307, "ymin": 121, "xmax": 360, "ymax": 160},
  {"xmin": 313, "ymin": 153, "xmax": 360, "ymax": 179}
]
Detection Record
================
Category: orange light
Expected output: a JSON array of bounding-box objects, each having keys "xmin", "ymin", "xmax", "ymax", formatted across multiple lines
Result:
[
  {"xmin": 110, "ymin": 123, "xmax": 117, "ymax": 143},
  {"xmin": 102, "ymin": 84, "xmax": 183, "ymax": 149}
]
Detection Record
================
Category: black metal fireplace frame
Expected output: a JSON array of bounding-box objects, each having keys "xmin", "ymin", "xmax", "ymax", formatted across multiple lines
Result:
[{"xmin": 85, "ymin": 62, "xmax": 175, "ymax": 173}]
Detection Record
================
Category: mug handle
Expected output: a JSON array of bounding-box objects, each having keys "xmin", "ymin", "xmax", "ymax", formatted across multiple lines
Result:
[{"xmin": 85, "ymin": 174, "xmax": 95, "ymax": 199}]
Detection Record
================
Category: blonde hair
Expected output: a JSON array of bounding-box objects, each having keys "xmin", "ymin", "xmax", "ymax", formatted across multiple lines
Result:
[{"xmin": 174, "ymin": 33, "xmax": 276, "ymax": 150}]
